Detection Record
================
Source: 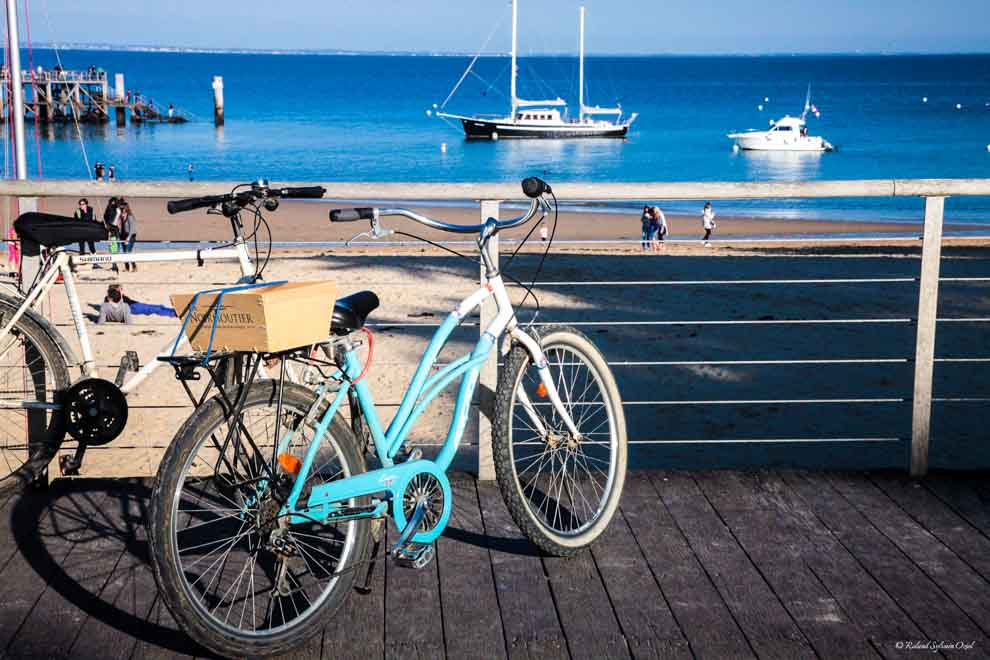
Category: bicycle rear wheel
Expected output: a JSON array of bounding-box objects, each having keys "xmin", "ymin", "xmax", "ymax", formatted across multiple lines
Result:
[
  {"xmin": 149, "ymin": 380, "xmax": 370, "ymax": 658},
  {"xmin": 0, "ymin": 304, "xmax": 69, "ymax": 493},
  {"xmin": 493, "ymin": 325, "xmax": 627, "ymax": 556}
]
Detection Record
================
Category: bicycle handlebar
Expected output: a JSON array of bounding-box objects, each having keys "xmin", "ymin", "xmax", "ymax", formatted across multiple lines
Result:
[
  {"xmin": 167, "ymin": 195, "xmax": 227, "ymax": 215},
  {"xmin": 521, "ymin": 176, "xmax": 551, "ymax": 199},
  {"xmin": 328, "ymin": 177, "xmax": 551, "ymax": 235},
  {"xmin": 167, "ymin": 183, "xmax": 327, "ymax": 215},
  {"xmin": 274, "ymin": 186, "xmax": 327, "ymax": 199},
  {"xmin": 329, "ymin": 208, "xmax": 375, "ymax": 223}
]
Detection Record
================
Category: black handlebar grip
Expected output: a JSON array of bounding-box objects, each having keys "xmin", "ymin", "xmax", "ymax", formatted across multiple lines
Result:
[
  {"xmin": 329, "ymin": 207, "xmax": 375, "ymax": 222},
  {"xmin": 522, "ymin": 177, "xmax": 550, "ymax": 198},
  {"xmin": 277, "ymin": 186, "xmax": 326, "ymax": 199},
  {"xmin": 166, "ymin": 195, "xmax": 227, "ymax": 215}
]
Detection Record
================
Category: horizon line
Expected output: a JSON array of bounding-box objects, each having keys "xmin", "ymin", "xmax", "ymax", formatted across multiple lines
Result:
[{"xmin": 28, "ymin": 41, "xmax": 990, "ymax": 58}]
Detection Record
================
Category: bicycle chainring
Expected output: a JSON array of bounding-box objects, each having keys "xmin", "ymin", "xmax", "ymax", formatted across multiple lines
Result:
[
  {"xmin": 400, "ymin": 472, "xmax": 447, "ymax": 537},
  {"xmin": 63, "ymin": 378, "xmax": 129, "ymax": 445}
]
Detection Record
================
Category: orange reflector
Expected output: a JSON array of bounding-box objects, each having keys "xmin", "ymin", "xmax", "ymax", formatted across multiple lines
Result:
[
  {"xmin": 536, "ymin": 382, "xmax": 548, "ymax": 398},
  {"xmin": 278, "ymin": 453, "xmax": 302, "ymax": 476}
]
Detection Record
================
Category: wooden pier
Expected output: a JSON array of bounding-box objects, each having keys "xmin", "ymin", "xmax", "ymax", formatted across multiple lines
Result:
[
  {"xmin": 1, "ymin": 470, "xmax": 989, "ymax": 659},
  {"xmin": 0, "ymin": 68, "xmax": 188, "ymax": 125}
]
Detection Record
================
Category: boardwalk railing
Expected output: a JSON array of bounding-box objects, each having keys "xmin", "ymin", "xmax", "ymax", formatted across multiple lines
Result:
[{"xmin": 2, "ymin": 178, "xmax": 989, "ymax": 478}]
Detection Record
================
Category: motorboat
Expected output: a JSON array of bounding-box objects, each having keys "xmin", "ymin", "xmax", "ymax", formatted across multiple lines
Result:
[{"xmin": 728, "ymin": 87, "xmax": 833, "ymax": 152}]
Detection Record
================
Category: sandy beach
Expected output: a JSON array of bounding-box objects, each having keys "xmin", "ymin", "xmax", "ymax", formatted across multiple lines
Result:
[{"xmin": 34, "ymin": 195, "xmax": 985, "ymax": 247}]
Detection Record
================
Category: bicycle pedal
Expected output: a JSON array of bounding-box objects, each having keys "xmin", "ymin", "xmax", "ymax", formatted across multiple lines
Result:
[
  {"xmin": 58, "ymin": 454, "xmax": 82, "ymax": 477},
  {"xmin": 114, "ymin": 350, "xmax": 141, "ymax": 387},
  {"xmin": 393, "ymin": 542, "xmax": 434, "ymax": 570}
]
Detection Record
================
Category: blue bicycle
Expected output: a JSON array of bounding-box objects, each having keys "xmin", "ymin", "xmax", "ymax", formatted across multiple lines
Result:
[{"xmin": 147, "ymin": 178, "xmax": 627, "ymax": 658}]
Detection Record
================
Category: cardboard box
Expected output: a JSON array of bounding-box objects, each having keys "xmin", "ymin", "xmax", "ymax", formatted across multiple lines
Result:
[{"xmin": 171, "ymin": 281, "xmax": 337, "ymax": 354}]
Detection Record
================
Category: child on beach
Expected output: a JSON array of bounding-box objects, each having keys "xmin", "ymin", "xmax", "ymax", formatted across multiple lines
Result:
[
  {"xmin": 701, "ymin": 202, "xmax": 716, "ymax": 246},
  {"xmin": 98, "ymin": 285, "xmax": 132, "ymax": 324},
  {"xmin": 102, "ymin": 283, "xmax": 177, "ymax": 319}
]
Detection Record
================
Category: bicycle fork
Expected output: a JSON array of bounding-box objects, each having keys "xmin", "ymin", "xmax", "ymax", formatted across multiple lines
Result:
[{"xmin": 508, "ymin": 326, "xmax": 583, "ymax": 440}]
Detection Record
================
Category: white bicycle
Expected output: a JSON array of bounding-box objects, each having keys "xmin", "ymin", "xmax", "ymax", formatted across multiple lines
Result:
[{"xmin": 0, "ymin": 181, "xmax": 326, "ymax": 491}]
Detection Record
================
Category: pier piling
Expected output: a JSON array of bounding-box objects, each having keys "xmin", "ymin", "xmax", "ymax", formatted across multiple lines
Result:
[
  {"xmin": 114, "ymin": 73, "xmax": 126, "ymax": 126},
  {"xmin": 212, "ymin": 75, "xmax": 224, "ymax": 126}
]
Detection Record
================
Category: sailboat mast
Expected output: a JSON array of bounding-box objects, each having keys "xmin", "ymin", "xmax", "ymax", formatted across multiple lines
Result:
[
  {"xmin": 510, "ymin": 0, "xmax": 518, "ymax": 122},
  {"xmin": 578, "ymin": 6, "xmax": 585, "ymax": 121},
  {"xmin": 5, "ymin": 0, "xmax": 27, "ymax": 179}
]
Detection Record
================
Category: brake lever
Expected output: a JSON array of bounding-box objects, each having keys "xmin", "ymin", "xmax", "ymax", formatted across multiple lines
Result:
[
  {"xmin": 345, "ymin": 216, "xmax": 394, "ymax": 247},
  {"xmin": 345, "ymin": 231, "xmax": 372, "ymax": 247}
]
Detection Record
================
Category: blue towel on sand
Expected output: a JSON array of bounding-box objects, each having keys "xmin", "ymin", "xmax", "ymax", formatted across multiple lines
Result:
[{"xmin": 129, "ymin": 302, "xmax": 177, "ymax": 317}]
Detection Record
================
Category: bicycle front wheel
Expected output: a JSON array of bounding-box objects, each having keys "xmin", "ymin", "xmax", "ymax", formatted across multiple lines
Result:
[
  {"xmin": 0, "ymin": 302, "xmax": 69, "ymax": 493},
  {"xmin": 149, "ymin": 380, "xmax": 370, "ymax": 658},
  {"xmin": 493, "ymin": 325, "xmax": 627, "ymax": 556}
]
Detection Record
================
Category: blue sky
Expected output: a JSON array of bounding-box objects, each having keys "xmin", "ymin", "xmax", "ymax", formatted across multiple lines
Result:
[{"xmin": 25, "ymin": 0, "xmax": 990, "ymax": 54}]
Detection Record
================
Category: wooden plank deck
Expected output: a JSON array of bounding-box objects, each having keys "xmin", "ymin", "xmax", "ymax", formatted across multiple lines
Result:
[{"xmin": 1, "ymin": 470, "xmax": 989, "ymax": 660}]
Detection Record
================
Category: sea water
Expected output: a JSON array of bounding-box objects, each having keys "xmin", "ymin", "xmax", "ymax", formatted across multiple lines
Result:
[{"xmin": 11, "ymin": 49, "xmax": 990, "ymax": 222}]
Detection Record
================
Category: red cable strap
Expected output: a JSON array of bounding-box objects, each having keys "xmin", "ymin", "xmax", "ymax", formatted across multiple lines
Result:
[{"xmin": 351, "ymin": 327, "xmax": 374, "ymax": 384}]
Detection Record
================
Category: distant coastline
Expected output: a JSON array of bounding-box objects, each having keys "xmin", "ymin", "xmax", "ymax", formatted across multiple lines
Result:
[{"xmin": 28, "ymin": 43, "xmax": 990, "ymax": 58}]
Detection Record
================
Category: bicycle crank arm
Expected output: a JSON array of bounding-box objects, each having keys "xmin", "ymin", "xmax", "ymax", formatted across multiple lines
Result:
[
  {"xmin": 391, "ymin": 497, "xmax": 427, "ymax": 555},
  {"xmin": 0, "ymin": 401, "xmax": 60, "ymax": 409}
]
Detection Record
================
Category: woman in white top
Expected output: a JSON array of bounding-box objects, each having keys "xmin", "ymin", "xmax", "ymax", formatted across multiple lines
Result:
[
  {"xmin": 701, "ymin": 202, "xmax": 716, "ymax": 246},
  {"xmin": 651, "ymin": 206, "xmax": 668, "ymax": 253}
]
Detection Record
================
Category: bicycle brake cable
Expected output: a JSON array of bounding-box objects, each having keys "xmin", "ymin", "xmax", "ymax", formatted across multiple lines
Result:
[{"xmin": 509, "ymin": 189, "xmax": 557, "ymax": 329}]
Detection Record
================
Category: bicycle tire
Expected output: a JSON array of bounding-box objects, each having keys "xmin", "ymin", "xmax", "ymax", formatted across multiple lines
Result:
[
  {"xmin": 493, "ymin": 325, "xmax": 627, "ymax": 556},
  {"xmin": 149, "ymin": 380, "xmax": 370, "ymax": 658},
  {"xmin": 0, "ymin": 303, "xmax": 69, "ymax": 494}
]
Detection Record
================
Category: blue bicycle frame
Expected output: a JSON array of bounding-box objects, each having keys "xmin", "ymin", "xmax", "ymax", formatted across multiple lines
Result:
[
  {"xmin": 266, "ymin": 205, "xmax": 582, "ymax": 545},
  {"xmin": 276, "ymin": 282, "xmax": 507, "ymax": 544}
]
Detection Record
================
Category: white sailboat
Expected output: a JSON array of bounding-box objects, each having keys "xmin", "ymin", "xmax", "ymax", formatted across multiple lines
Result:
[
  {"xmin": 728, "ymin": 86, "xmax": 834, "ymax": 152},
  {"xmin": 437, "ymin": 3, "xmax": 636, "ymax": 139}
]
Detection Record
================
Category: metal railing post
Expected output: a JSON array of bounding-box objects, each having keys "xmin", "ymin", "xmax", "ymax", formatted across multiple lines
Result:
[
  {"xmin": 478, "ymin": 199, "xmax": 499, "ymax": 480},
  {"xmin": 910, "ymin": 196, "xmax": 945, "ymax": 476}
]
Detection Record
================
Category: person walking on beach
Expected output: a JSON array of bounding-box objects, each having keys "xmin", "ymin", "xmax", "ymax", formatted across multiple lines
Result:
[
  {"xmin": 647, "ymin": 208, "xmax": 659, "ymax": 251},
  {"xmin": 74, "ymin": 198, "xmax": 99, "ymax": 257},
  {"xmin": 701, "ymin": 202, "xmax": 716, "ymax": 247},
  {"xmin": 640, "ymin": 206, "xmax": 652, "ymax": 250},
  {"xmin": 118, "ymin": 203, "xmax": 138, "ymax": 272},
  {"xmin": 168, "ymin": 104, "xmax": 174, "ymax": 119},
  {"xmin": 104, "ymin": 196, "xmax": 123, "ymax": 271},
  {"xmin": 652, "ymin": 206, "xmax": 668, "ymax": 253}
]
